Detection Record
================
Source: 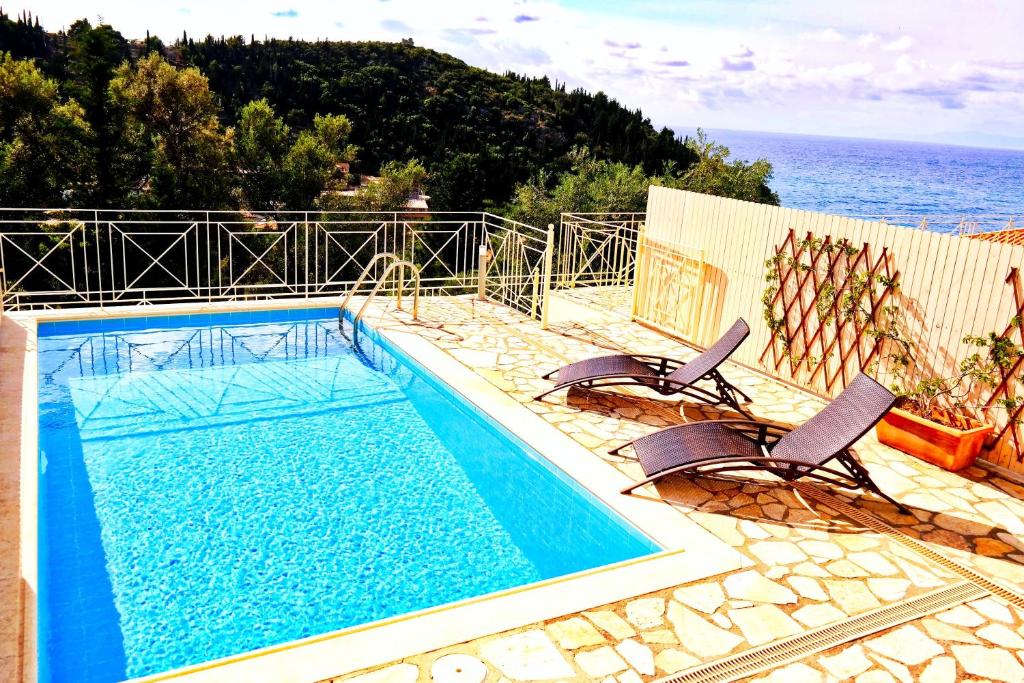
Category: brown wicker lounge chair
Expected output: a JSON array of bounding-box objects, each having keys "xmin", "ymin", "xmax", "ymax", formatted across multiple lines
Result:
[
  {"xmin": 535, "ymin": 318, "xmax": 752, "ymax": 417},
  {"xmin": 612, "ymin": 372, "xmax": 909, "ymax": 513}
]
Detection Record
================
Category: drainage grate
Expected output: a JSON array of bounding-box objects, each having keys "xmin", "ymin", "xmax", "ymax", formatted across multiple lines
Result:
[
  {"xmin": 657, "ymin": 582, "xmax": 986, "ymax": 683},
  {"xmin": 793, "ymin": 482, "xmax": 1024, "ymax": 609}
]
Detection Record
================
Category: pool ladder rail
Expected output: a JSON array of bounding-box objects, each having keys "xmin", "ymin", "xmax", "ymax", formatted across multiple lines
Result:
[{"xmin": 339, "ymin": 253, "xmax": 421, "ymax": 328}]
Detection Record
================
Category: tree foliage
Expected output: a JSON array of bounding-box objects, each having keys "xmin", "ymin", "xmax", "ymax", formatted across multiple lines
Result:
[
  {"xmin": 506, "ymin": 150, "xmax": 652, "ymax": 228},
  {"xmin": 177, "ymin": 37, "xmax": 700, "ymax": 202},
  {"xmin": 0, "ymin": 53, "xmax": 94, "ymax": 206},
  {"xmin": 235, "ymin": 98, "xmax": 290, "ymax": 209},
  {"xmin": 327, "ymin": 159, "xmax": 428, "ymax": 212},
  {"xmin": 507, "ymin": 140, "xmax": 778, "ymax": 228},
  {"xmin": 0, "ymin": 12, "xmax": 779, "ymax": 214},
  {"xmin": 63, "ymin": 19, "xmax": 130, "ymax": 204},
  {"xmin": 281, "ymin": 113, "xmax": 356, "ymax": 209},
  {"xmin": 108, "ymin": 53, "xmax": 235, "ymax": 208},
  {"xmin": 674, "ymin": 129, "xmax": 778, "ymax": 205},
  {"xmin": 0, "ymin": 9, "xmax": 50, "ymax": 63}
]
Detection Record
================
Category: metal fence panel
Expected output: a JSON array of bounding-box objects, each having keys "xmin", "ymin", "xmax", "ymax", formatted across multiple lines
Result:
[{"xmin": 0, "ymin": 210, "xmax": 553, "ymax": 322}]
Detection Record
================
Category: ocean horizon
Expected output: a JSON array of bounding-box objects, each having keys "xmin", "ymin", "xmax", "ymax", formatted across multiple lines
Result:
[{"xmin": 692, "ymin": 128, "xmax": 1023, "ymax": 233}]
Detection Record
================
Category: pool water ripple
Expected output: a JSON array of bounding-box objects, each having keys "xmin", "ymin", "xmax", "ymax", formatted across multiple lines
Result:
[{"xmin": 37, "ymin": 309, "xmax": 658, "ymax": 682}]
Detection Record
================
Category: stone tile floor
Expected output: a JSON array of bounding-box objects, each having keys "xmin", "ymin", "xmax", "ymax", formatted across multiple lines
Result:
[
  {"xmin": 327, "ymin": 292, "xmax": 1024, "ymax": 683},
  {"xmin": 0, "ymin": 314, "xmax": 30, "ymax": 682}
]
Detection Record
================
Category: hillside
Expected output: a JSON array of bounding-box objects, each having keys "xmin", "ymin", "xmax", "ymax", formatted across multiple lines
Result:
[
  {"xmin": 1, "ymin": 11, "xmax": 700, "ymax": 210},
  {"xmin": 181, "ymin": 38, "xmax": 696, "ymax": 185}
]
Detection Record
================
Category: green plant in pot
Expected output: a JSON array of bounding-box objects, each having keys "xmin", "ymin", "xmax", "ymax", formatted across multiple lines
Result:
[
  {"xmin": 759, "ymin": 238, "xmax": 1021, "ymax": 471},
  {"xmin": 876, "ymin": 320, "xmax": 1023, "ymax": 471}
]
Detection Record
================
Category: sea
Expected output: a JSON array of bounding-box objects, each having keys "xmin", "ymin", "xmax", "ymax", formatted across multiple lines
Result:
[{"xmin": 702, "ymin": 129, "xmax": 1024, "ymax": 233}]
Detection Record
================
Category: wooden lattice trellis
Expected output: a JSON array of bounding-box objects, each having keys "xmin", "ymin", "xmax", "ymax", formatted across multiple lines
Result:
[
  {"xmin": 979, "ymin": 267, "xmax": 1024, "ymax": 463},
  {"xmin": 759, "ymin": 229, "xmax": 900, "ymax": 395},
  {"xmin": 760, "ymin": 230, "xmax": 1024, "ymax": 465}
]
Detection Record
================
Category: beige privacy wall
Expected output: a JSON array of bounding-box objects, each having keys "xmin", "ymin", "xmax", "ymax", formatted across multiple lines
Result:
[{"xmin": 636, "ymin": 186, "xmax": 1024, "ymax": 472}]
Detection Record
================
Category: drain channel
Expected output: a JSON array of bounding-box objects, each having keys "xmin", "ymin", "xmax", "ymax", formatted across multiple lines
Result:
[
  {"xmin": 660, "ymin": 482, "xmax": 1024, "ymax": 683},
  {"xmin": 658, "ymin": 582, "xmax": 986, "ymax": 683},
  {"xmin": 794, "ymin": 482, "xmax": 1024, "ymax": 609}
]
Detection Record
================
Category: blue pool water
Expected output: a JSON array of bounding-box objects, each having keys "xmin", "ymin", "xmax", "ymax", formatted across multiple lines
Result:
[{"xmin": 37, "ymin": 308, "xmax": 659, "ymax": 682}]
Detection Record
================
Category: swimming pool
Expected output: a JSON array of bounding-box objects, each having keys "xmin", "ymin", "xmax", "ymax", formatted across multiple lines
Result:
[{"xmin": 37, "ymin": 307, "xmax": 660, "ymax": 682}]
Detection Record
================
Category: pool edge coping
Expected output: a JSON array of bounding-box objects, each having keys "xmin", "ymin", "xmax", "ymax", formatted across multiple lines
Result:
[{"xmin": 17, "ymin": 298, "xmax": 749, "ymax": 683}]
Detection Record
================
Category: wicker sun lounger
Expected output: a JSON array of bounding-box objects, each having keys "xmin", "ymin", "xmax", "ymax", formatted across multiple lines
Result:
[
  {"xmin": 611, "ymin": 372, "xmax": 908, "ymax": 513},
  {"xmin": 535, "ymin": 318, "xmax": 752, "ymax": 417}
]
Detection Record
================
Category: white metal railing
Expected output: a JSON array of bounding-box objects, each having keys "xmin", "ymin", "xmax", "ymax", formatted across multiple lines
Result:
[
  {"xmin": 556, "ymin": 213, "xmax": 644, "ymax": 289},
  {"xmin": 479, "ymin": 215, "xmax": 553, "ymax": 325},
  {"xmin": 0, "ymin": 209, "xmax": 555, "ymax": 325},
  {"xmin": 954, "ymin": 216, "xmax": 1017, "ymax": 237},
  {"xmin": 822, "ymin": 214, "xmax": 1018, "ymax": 236},
  {"xmin": 553, "ymin": 212, "xmax": 1021, "ymax": 293}
]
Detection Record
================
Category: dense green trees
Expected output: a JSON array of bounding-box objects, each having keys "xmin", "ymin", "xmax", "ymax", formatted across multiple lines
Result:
[
  {"xmin": 234, "ymin": 100, "xmax": 357, "ymax": 209},
  {"xmin": 64, "ymin": 19, "xmax": 130, "ymax": 204},
  {"xmin": 506, "ymin": 151, "xmax": 652, "ymax": 229},
  {"xmin": 178, "ymin": 37, "xmax": 713, "ymax": 211},
  {"xmin": 0, "ymin": 10, "xmax": 50, "ymax": 63},
  {"xmin": 326, "ymin": 159, "xmax": 428, "ymax": 212},
  {"xmin": 280, "ymin": 113, "xmax": 356, "ymax": 209},
  {"xmin": 109, "ymin": 53, "xmax": 235, "ymax": 208},
  {"xmin": 0, "ymin": 53, "xmax": 94, "ymax": 206},
  {"xmin": 678, "ymin": 129, "xmax": 779, "ymax": 205},
  {"xmin": 235, "ymin": 98, "xmax": 291, "ymax": 209},
  {"xmin": 0, "ymin": 11, "xmax": 779, "ymax": 215},
  {"xmin": 505, "ymin": 135, "xmax": 777, "ymax": 228}
]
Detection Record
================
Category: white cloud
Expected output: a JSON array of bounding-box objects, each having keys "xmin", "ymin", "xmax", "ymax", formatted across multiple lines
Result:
[
  {"xmin": 802, "ymin": 28, "xmax": 846, "ymax": 43},
  {"xmin": 829, "ymin": 62, "xmax": 874, "ymax": 80},
  {"xmin": 893, "ymin": 54, "xmax": 920, "ymax": 76},
  {"xmin": 24, "ymin": 0, "xmax": 1024, "ymax": 143},
  {"xmin": 883, "ymin": 35, "xmax": 915, "ymax": 52},
  {"xmin": 856, "ymin": 33, "xmax": 880, "ymax": 47}
]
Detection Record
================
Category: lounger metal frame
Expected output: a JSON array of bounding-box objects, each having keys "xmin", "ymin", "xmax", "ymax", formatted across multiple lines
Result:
[
  {"xmin": 536, "ymin": 357, "xmax": 753, "ymax": 416},
  {"xmin": 611, "ymin": 419, "xmax": 907, "ymax": 513},
  {"xmin": 611, "ymin": 372, "xmax": 909, "ymax": 513},
  {"xmin": 534, "ymin": 318, "xmax": 753, "ymax": 417}
]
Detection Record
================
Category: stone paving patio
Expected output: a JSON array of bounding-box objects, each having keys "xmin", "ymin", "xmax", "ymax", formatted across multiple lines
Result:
[
  {"xmin": 328, "ymin": 291, "xmax": 1024, "ymax": 683},
  {"xmin": 0, "ymin": 314, "xmax": 29, "ymax": 682}
]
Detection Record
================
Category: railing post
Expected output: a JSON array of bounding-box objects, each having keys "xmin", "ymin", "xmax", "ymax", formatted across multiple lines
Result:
[
  {"xmin": 540, "ymin": 223, "xmax": 555, "ymax": 330},
  {"xmin": 397, "ymin": 266, "xmax": 404, "ymax": 311},
  {"xmin": 619, "ymin": 222, "xmax": 632, "ymax": 286},
  {"xmin": 477, "ymin": 243, "xmax": 490, "ymax": 300},
  {"xmin": 95, "ymin": 210, "xmax": 103, "ymax": 307},
  {"xmin": 206, "ymin": 211, "xmax": 213, "ymax": 302},
  {"xmin": 557, "ymin": 213, "xmax": 566, "ymax": 288},
  {"xmin": 531, "ymin": 267, "xmax": 540, "ymax": 319},
  {"xmin": 630, "ymin": 226, "xmax": 646, "ymax": 322},
  {"xmin": 304, "ymin": 211, "xmax": 310, "ymax": 299}
]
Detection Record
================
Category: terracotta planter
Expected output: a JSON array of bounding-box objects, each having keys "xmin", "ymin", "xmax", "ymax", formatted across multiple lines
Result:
[{"xmin": 875, "ymin": 407, "xmax": 993, "ymax": 471}]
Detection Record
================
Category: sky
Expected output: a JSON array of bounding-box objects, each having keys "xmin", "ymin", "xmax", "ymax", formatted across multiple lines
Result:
[{"xmin": 23, "ymin": 0, "xmax": 1024, "ymax": 149}]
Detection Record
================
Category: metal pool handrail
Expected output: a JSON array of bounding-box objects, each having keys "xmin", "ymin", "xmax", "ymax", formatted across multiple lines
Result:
[
  {"xmin": 352, "ymin": 260, "xmax": 421, "ymax": 329},
  {"xmin": 339, "ymin": 252, "xmax": 401, "ymax": 319}
]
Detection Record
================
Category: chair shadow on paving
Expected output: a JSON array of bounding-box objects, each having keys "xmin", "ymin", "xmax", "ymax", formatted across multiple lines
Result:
[
  {"xmin": 654, "ymin": 469, "xmax": 1024, "ymax": 588},
  {"xmin": 560, "ymin": 385, "xmax": 1024, "ymax": 590},
  {"xmin": 563, "ymin": 385, "xmax": 753, "ymax": 425}
]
